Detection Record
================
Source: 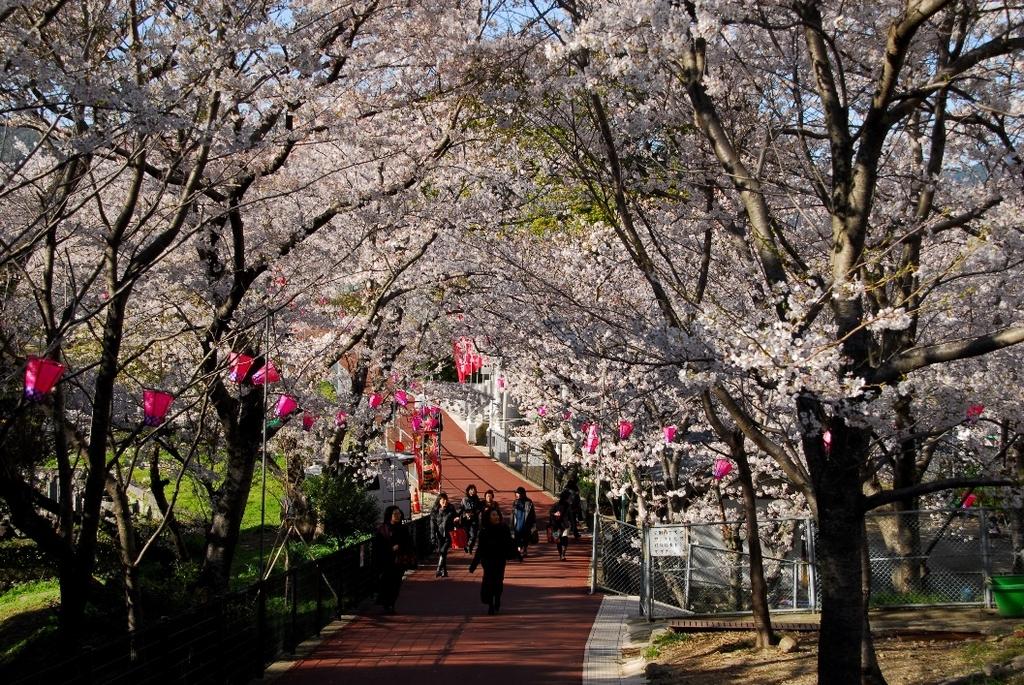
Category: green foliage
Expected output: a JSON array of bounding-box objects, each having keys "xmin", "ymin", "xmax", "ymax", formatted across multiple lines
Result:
[
  {"xmin": 642, "ymin": 630, "xmax": 690, "ymax": 660},
  {"xmin": 302, "ymin": 474, "xmax": 379, "ymax": 544},
  {"xmin": 0, "ymin": 539, "xmax": 55, "ymax": 593}
]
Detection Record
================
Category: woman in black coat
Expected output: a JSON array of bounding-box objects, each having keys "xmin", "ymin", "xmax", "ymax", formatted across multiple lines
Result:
[
  {"xmin": 549, "ymin": 490, "xmax": 573, "ymax": 561},
  {"xmin": 429, "ymin": 492, "xmax": 458, "ymax": 577},
  {"xmin": 373, "ymin": 505, "xmax": 414, "ymax": 613},
  {"xmin": 469, "ymin": 508, "xmax": 521, "ymax": 614}
]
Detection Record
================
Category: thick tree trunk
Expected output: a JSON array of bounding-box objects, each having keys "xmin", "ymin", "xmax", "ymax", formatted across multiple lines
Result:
[
  {"xmin": 801, "ymin": 399, "xmax": 872, "ymax": 685},
  {"xmin": 200, "ymin": 437, "xmax": 261, "ymax": 593}
]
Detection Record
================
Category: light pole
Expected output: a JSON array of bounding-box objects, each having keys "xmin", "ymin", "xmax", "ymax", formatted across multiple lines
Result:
[{"xmin": 258, "ymin": 312, "xmax": 271, "ymax": 580}]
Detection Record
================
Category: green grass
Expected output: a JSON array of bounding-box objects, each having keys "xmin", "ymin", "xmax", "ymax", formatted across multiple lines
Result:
[
  {"xmin": 961, "ymin": 630, "xmax": 1024, "ymax": 670},
  {"xmin": 643, "ymin": 630, "xmax": 691, "ymax": 660},
  {"xmin": 0, "ymin": 579, "xmax": 60, "ymax": 666},
  {"xmin": 0, "ymin": 579, "xmax": 60, "ymax": 624}
]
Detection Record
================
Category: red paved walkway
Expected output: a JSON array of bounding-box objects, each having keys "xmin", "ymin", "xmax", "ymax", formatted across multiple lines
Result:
[{"xmin": 277, "ymin": 411, "xmax": 601, "ymax": 684}]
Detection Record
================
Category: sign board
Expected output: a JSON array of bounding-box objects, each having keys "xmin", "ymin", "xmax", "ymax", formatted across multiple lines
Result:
[{"xmin": 648, "ymin": 526, "xmax": 686, "ymax": 557}]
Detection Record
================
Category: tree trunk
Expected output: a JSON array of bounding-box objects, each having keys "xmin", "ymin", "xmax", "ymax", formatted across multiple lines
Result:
[
  {"xmin": 802, "ymin": 404, "xmax": 871, "ymax": 685},
  {"xmin": 860, "ymin": 519, "xmax": 887, "ymax": 684},
  {"xmin": 148, "ymin": 447, "xmax": 189, "ymax": 560},
  {"xmin": 735, "ymin": 449, "xmax": 776, "ymax": 649},
  {"xmin": 107, "ymin": 475, "xmax": 142, "ymax": 632},
  {"xmin": 199, "ymin": 430, "xmax": 262, "ymax": 589}
]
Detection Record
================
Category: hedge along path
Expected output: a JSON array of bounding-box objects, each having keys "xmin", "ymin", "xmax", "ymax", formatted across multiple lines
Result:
[{"xmin": 275, "ymin": 410, "xmax": 601, "ymax": 684}]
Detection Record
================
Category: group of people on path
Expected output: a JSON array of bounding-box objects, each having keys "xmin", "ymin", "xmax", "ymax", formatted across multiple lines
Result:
[{"xmin": 372, "ymin": 482, "xmax": 583, "ymax": 615}]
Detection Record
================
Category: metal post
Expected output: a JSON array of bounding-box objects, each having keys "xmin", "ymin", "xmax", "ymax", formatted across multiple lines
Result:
[
  {"xmin": 258, "ymin": 313, "xmax": 270, "ymax": 579},
  {"xmin": 980, "ymin": 507, "xmax": 992, "ymax": 607},
  {"xmin": 683, "ymin": 527, "xmax": 692, "ymax": 611},
  {"xmin": 806, "ymin": 517, "xmax": 818, "ymax": 612}
]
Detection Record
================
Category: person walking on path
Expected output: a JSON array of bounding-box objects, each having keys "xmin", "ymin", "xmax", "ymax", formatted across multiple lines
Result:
[
  {"xmin": 429, "ymin": 492, "xmax": 458, "ymax": 577},
  {"xmin": 511, "ymin": 486, "xmax": 536, "ymax": 558},
  {"xmin": 479, "ymin": 488, "xmax": 500, "ymax": 524},
  {"xmin": 548, "ymin": 490, "xmax": 574, "ymax": 560},
  {"xmin": 373, "ymin": 505, "xmax": 414, "ymax": 613},
  {"xmin": 459, "ymin": 483, "xmax": 482, "ymax": 554},
  {"xmin": 564, "ymin": 475, "xmax": 583, "ymax": 538},
  {"xmin": 469, "ymin": 508, "xmax": 521, "ymax": 614}
]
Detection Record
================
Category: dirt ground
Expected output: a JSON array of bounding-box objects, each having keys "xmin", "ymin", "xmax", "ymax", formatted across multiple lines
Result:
[{"xmin": 641, "ymin": 608, "xmax": 1024, "ymax": 685}]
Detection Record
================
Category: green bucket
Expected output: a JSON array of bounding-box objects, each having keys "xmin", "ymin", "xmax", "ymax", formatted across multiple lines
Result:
[{"xmin": 990, "ymin": 575, "xmax": 1024, "ymax": 617}]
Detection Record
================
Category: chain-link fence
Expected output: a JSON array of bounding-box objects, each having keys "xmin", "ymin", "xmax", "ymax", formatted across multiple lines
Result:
[
  {"xmin": 595, "ymin": 508, "xmax": 1022, "ymax": 619},
  {"xmin": 594, "ymin": 516, "xmax": 644, "ymax": 597}
]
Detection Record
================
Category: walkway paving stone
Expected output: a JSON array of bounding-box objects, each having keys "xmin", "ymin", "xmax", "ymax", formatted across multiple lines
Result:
[{"xmin": 273, "ymin": 411, "xmax": 602, "ymax": 684}]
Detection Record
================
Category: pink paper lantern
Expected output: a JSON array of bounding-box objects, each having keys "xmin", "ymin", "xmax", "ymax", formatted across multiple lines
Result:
[
  {"xmin": 537, "ymin": 405, "xmax": 548, "ymax": 417},
  {"xmin": 962, "ymin": 493, "xmax": 978, "ymax": 508},
  {"xmin": 712, "ymin": 458, "xmax": 733, "ymax": 481},
  {"xmin": 275, "ymin": 394, "xmax": 298, "ymax": 418},
  {"xmin": 410, "ymin": 414, "xmax": 424, "ymax": 433},
  {"xmin": 619, "ymin": 420, "xmax": 634, "ymax": 440},
  {"xmin": 822, "ymin": 429, "xmax": 833, "ymax": 455},
  {"xmin": 228, "ymin": 353, "xmax": 254, "ymax": 383},
  {"xmin": 335, "ymin": 410, "xmax": 348, "ymax": 427},
  {"xmin": 24, "ymin": 357, "xmax": 65, "ymax": 401},
  {"xmin": 663, "ymin": 425, "xmax": 677, "ymax": 444},
  {"xmin": 584, "ymin": 424, "xmax": 600, "ymax": 455},
  {"xmin": 302, "ymin": 413, "xmax": 315, "ymax": 431},
  {"xmin": 251, "ymin": 360, "xmax": 281, "ymax": 386},
  {"xmin": 497, "ymin": 376, "xmax": 506, "ymax": 390},
  {"xmin": 143, "ymin": 389, "xmax": 174, "ymax": 426},
  {"xmin": 368, "ymin": 393, "xmax": 383, "ymax": 409},
  {"xmin": 394, "ymin": 389, "xmax": 409, "ymax": 407},
  {"xmin": 425, "ymin": 416, "xmax": 439, "ymax": 431}
]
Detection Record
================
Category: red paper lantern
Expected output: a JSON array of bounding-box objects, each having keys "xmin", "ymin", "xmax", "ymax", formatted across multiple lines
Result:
[
  {"xmin": 24, "ymin": 357, "xmax": 65, "ymax": 401},
  {"xmin": 335, "ymin": 410, "xmax": 348, "ymax": 427},
  {"xmin": 966, "ymin": 404, "xmax": 985, "ymax": 425},
  {"xmin": 143, "ymin": 389, "xmax": 174, "ymax": 426},
  {"xmin": 395, "ymin": 440, "xmax": 406, "ymax": 452},
  {"xmin": 962, "ymin": 493, "xmax": 978, "ymax": 508},
  {"xmin": 368, "ymin": 393, "xmax": 383, "ymax": 409},
  {"xmin": 712, "ymin": 458, "xmax": 733, "ymax": 481},
  {"xmin": 251, "ymin": 360, "xmax": 280, "ymax": 386},
  {"xmin": 302, "ymin": 413, "xmax": 315, "ymax": 431},
  {"xmin": 619, "ymin": 420, "xmax": 634, "ymax": 440},
  {"xmin": 228, "ymin": 353, "xmax": 254, "ymax": 383},
  {"xmin": 275, "ymin": 394, "xmax": 298, "ymax": 418},
  {"xmin": 663, "ymin": 425, "xmax": 677, "ymax": 444}
]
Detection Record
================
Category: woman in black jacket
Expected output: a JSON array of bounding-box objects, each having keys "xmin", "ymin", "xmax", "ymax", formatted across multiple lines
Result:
[
  {"xmin": 469, "ymin": 508, "xmax": 521, "ymax": 614},
  {"xmin": 549, "ymin": 490, "xmax": 573, "ymax": 561},
  {"xmin": 429, "ymin": 492, "xmax": 458, "ymax": 577},
  {"xmin": 459, "ymin": 484, "xmax": 482, "ymax": 553},
  {"xmin": 373, "ymin": 505, "xmax": 414, "ymax": 613}
]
